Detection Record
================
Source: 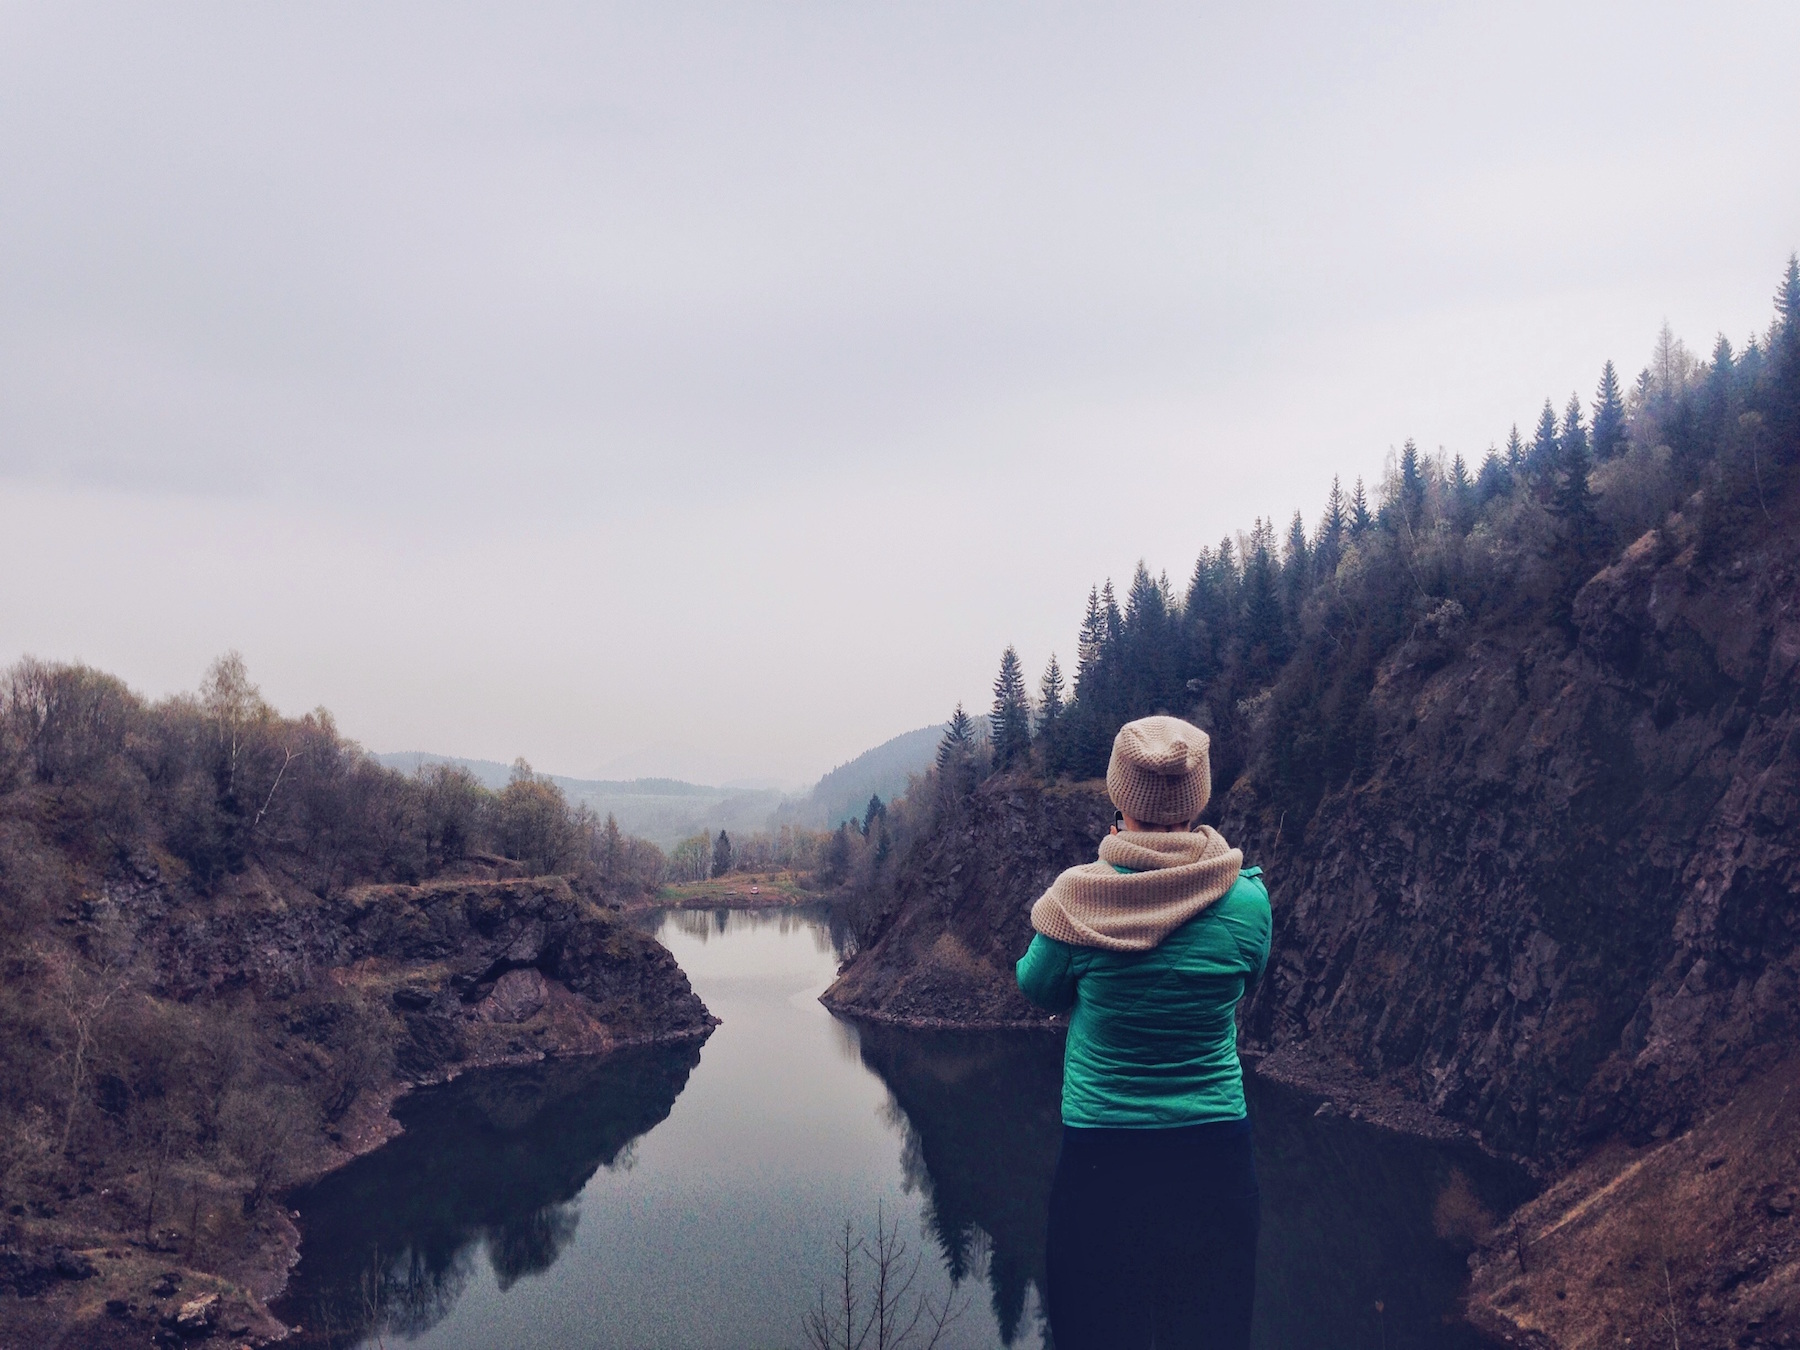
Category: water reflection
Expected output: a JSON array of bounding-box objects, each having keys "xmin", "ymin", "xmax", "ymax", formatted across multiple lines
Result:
[
  {"xmin": 652, "ymin": 901, "xmax": 855, "ymax": 956},
  {"xmin": 852, "ymin": 1025, "xmax": 1063, "ymax": 1345},
  {"xmin": 280, "ymin": 1045, "xmax": 700, "ymax": 1347},
  {"xmin": 1249, "ymin": 1081, "xmax": 1530, "ymax": 1350},
  {"xmin": 850, "ymin": 1020, "xmax": 1531, "ymax": 1350},
  {"xmin": 278, "ymin": 906, "xmax": 1527, "ymax": 1350}
]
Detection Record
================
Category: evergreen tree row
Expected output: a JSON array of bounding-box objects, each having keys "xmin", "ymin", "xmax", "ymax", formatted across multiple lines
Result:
[{"xmin": 934, "ymin": 254, "xmax": 1800, "ymax": 812}]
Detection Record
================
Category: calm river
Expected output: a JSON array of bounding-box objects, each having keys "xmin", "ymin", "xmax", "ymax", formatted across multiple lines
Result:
[{"xmin": 279, "ymin": 904, "xmax": 1524, "ymax": 1350}]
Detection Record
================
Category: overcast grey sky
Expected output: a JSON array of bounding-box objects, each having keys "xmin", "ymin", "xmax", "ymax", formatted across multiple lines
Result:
[{"xmin": 2, "ymin": 3, "xmax": 1797, "ymax": 786}]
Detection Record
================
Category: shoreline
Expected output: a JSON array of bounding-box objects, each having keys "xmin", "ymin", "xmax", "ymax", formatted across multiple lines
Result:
[
  {"xmin": 262, "ymin": 1022, "xmax": 717, "ymax": 1337},
  {"xmin": 824, "ymin": 999, "xmax": 1529, "ymax": 1164}
]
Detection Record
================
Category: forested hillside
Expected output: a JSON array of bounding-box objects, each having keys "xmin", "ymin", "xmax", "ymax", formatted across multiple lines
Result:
[
  {"xmin": 376, "ymin": 753, "xmax": 786, "ymax": 851},
  {"xmin": 824, "ymin": 258, "xmax": 1800, "ymax": 1348},
  {"xmin": 0, "ymin": 659, "xmax": 712, "ymax": 1345},
  {"xmin": 773, "ymin": 724, "xmax": 942, "ymax": 830}
]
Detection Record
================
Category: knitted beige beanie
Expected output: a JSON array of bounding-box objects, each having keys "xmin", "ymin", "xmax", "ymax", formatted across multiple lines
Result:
[{"xmin": 1106, "ymin": 716, "xmax": 1212, "ymax": 825}]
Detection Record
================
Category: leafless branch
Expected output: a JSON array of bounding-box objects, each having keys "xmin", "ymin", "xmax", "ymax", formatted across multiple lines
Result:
[{"xmin": 253, "ymin": 743, "xmax": 303, "ymax": 831}]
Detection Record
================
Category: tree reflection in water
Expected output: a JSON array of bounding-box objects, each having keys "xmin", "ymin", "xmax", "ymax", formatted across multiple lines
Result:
[
  {"xmin": 651, "ymin": 902, "xmax": 859, "ymax": 957},
  {"xmin": 850, "ymin": 1024, "xmax": 1064, "ymax": 1347},
  {"xmin": 850, "ymin": 1021, "xmax": 1533, "ymax": 1350},
  {"xmin": 277, "ymin": 1044, "xmax": 700, "ymax": 1348}
]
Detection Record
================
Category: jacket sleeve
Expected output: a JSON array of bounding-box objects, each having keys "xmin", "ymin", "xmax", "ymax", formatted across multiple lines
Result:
[
  {"xmin": 1016, "ymin": 933, "xmax": 1079, "ymax": 1012},
  {"xmin": 1239, "ymin": 876, "xmax": 1273, "ymax": 992}
]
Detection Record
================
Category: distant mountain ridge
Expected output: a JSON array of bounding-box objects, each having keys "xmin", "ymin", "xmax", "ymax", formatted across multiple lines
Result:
[
  {"xmin": 375, "ymin": 753, "xmax": 783, "ymax": 849},
  {"xmin": 774, "ymin": 724, "xmax": 944, "ymax": 829},
  {"xmin": 377, "ymin": 753, "xmax": 726, "ymax": 798},
  {"xmin": 377, "ymin": 723, "xmax": 947, "ymax": 847}
]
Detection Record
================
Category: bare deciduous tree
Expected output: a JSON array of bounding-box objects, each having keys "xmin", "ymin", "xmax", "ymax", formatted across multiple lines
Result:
[{"xmin": 802, "ymin": 1203, "xmax": 967, "ymax": 1350}]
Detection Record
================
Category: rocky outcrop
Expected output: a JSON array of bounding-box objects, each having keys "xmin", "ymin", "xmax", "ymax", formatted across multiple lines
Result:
[
  {"xmin": 1465, "ymin": 1052, "xmax": 1800, "ymax": 1350},
  {"xmin": 15, "ymin": 872, "xmax": 713, "ymax": 1348},
  {"xmin": 820, "ymin": 780, "xmax": 1112, "ymax": 1026},
  {"xmin": 831, "ymin": 493, "xmax": 1799, "ymax": 1169},
  {"xmin": 143, "ymin": 875, "xmax": 715, "ymax": 1073},
  {"xmin": 824, "ymin": 489, "xmax": 1800, "ymax": 1350},
  {"xmin": 1233, "ymin": 503, "xmax": 1800, "ymax": 1164}
]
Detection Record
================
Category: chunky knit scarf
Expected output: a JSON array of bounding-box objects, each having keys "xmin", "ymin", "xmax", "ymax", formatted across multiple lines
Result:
[{"xmin": 1029, "ymin": 827, "xmax": 1243, "ymax": 953}]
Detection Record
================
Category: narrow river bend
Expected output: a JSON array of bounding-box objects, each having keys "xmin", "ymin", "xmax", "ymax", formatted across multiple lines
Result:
[{"xmin": 279, "ymin": 904, "xmax": 1524, "ymax": 1350}]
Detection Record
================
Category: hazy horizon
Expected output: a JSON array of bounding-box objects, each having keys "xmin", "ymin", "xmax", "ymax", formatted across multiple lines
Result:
[{"xmin": 4, "ymin": 3, "xmax": 1798, "ymax": 784}]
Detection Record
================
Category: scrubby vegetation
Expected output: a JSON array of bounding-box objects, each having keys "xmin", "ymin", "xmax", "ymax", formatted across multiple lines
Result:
[
  {"xmin": 839, "ymin": 256, "xmax": 1800, "ymax": 944},
  {"xmin": 0, "ymin": 655, "xmax": 677, "ymax": 1317}
]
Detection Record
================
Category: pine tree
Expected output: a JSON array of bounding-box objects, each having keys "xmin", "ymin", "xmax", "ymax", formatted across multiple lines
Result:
[
  {"xmin": 1527, "ymin": 399, "xmax": 1560, "ymax": 486},
  {"xmin": 1505, "ymin": 424, "xmax": 1526, "ymax": 473},
  {"xmin": 1551, "ymin": 398, "xmax": 1596, "ymax": 536},
  {"xmin": 1037, "ymin": 653, "xmax": 1066, "ymax": 728},
  {"xmin": 1477, "ymin": 447, "xmax": 1508, "ymax": 503},
  {"xmin": 1240, "ymin": 517, "xmax": 1286, "ymax": 674},
  {"xmin": 1739, "ymin": 333, "xmax": 1765, "ymax": 386},
  {"xmin": 1315, "ymin": 476, "xmax": 1347, "ymax": 578},
  {"xmin": 989, "ymin": 645, "xmax": 1032, "ymax": 771},
  {"xmin": 1184, "ymin": 548, "xmax": 1214, "ymax": 618},
  {"xmin": 1212, "ymin": 537, "xmax": 1239, "ymax": 598},
  {"xmin": 1348, "ymin": 478, "xmax": 1373, "ymax": 537},
  {"xmin": 1073, "ymin": 587, "xmax": 1105, "ymax": 699},
  {"xmin": 1591, "ymin": 361, "xmax": 1627, "ymax": 461},
  {"xmin": 1390, "ymin": 439, "xmax": 1426, "ymax": 533},
  {"xmin": 1281, "ymin": 510, "xmax": 1311, "ymax": 614},
  {"xmin": 1448, "ymin": 452, "xmax": 1474, "ymax": 531},
  {"xmin": 1705, "ymin": 334, "xmax": 1738, "ymax": 428},
  {"xmin": 1036, "ymin": 654, "xmax": 1067, "ymax": 776},
  {"xmin": 1710, "ymin": 333, "xmax": 1736, "ymax": 378},
  {"xmin": 936, "ymin": 704, "xmax": 974, "ymax": 771},
  {"xmin": 862, "ymin": 794, "xmax": 885, "ymax": 836},
  {"xmin": 1551, "ymin": 437, "xmax": 1596, "ymax": 535},
  {"xmin": 1774, "ymin": 252, "xmax": 1799, "ymax": 354},
  {"xmin": 1559, "ymin": 393, "xmax": 1589, "ymax": 468},
  {"xmin": 711, "ymin": 829, "xmax": 733, "ymax": 878},
  {"xmin": 1183, "ymin": 543, "xmax": 1234, "ymax": 691},
  {"xmin": 1066, "ymin": 586, "xmax": 1115, "ymax": 778},
  {"xmin": 1118, "ymin": 563, "xmax": 1182, "ymax": 720}
]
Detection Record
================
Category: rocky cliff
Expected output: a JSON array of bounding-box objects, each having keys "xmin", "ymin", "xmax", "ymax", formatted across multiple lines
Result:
[
  {"xmin": 1, "ymin": 865, "xmax": 713, "ymax": 1349},
  {"xmin": 823, "ymin": 485, "xmax": 1800, "ymax": 1349},
  {"xmin": 829, "ymin": 492, "xmax": 1799, "ymax": 1152},
  {"xmin": 1231, "ymin": 497, "xmax": 1799, "ymax": 1163},
  {"xmin": 820, "ymin": 780, "xmax": 1112, "ymax": 1026},
  {"xmin": 146, "ymin": 872, "xmax": 714, "ymax": 1072}
]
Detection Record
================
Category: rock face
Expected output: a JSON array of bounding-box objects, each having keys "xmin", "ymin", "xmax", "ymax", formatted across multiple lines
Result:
[
  {"xmin": 832, "ymin": 501, "xmax": 1800, "ymax": 1176},
  {"xmin": 146, "ymin": 875, "xmax": 716, "ymax": 1075},
  {"xmin": 1233, "ymin": 510, "xmax": 1800, "ymax": 1163},
  {"xmin": 821, "ymin": 781, "xmax": 1113, "ymax": 1026},
  {"xmin": 1462, "ymin": 1051, "xmax": 1800, "ymax": 1350},
  {"xmin": 822, "ymin": 496, "xmax": 1800, "ymax": 1349}
]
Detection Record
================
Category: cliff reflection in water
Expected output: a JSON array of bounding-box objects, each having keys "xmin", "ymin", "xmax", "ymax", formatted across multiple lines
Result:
[
  {"xmin": 279, "ymin": 1044, "xmax": 700, "ymax": 1348},
  {"xmin": 851, "ymin": 1024, "xmax": 1063, "ymax": 1346},
  {"xmin": 851, "ymin": 1020, "xmax": 1530, "ymax": 1350}
]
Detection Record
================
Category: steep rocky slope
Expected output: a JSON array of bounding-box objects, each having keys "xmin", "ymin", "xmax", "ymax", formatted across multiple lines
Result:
[
  {"xmin": 0, "ymin": 864, "xmax": 713, "ymax": 1348},
  {"xmin": 147, "ymin": 872, "xmax": 715, "ymax": 1071},
  {"xmin": 1464, "ymin": 1050, "xmax": 1798, "ymax": 1350},
  {"xmin": 823, "ymin": 484, "xmax": 1800, "ymax": 1349},
  {"xmin": 820, "ymin": 780, "xmax": 1112, "ymax": 1026},
  {"xmin": 1232, "ymin": 501, "xmax": 1799, "ymax": 1164}
]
